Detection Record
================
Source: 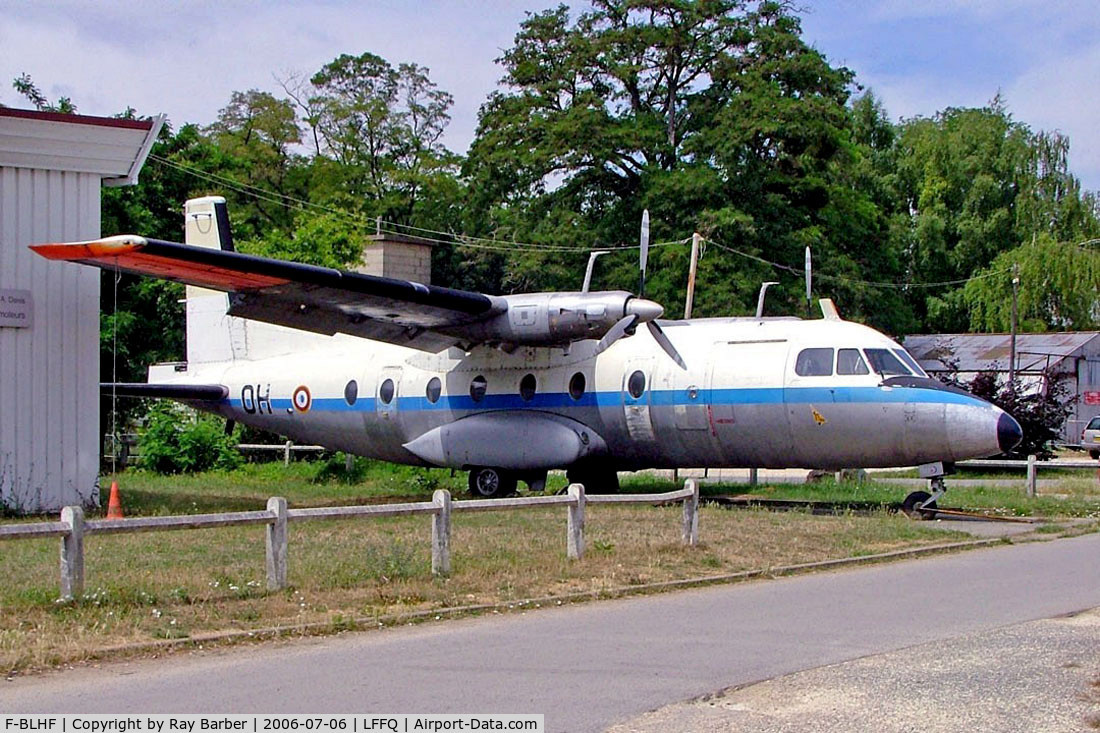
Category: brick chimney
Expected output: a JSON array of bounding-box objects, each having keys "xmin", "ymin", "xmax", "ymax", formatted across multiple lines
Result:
[{"xmin": 356, "ymin": 232, "xmax": 435, "ymax": 284}]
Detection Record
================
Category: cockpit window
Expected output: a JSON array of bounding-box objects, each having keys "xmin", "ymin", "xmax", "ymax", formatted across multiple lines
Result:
[
  {"xmin": 892, "ymin": 348, "xmax": 927, "ymax": 377},
  {"xmin": 795, "ymin": 348, "xmax": 834, "ymax": 377},
  {"xmin": 864, "ymin": 348, "xmax": 912, "ymax": 376},
  {"xmin": 837, "ymin": 348, "xmax": 869, "ymax": 375}
]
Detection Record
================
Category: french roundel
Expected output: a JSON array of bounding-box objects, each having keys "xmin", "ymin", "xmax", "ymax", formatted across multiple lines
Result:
[{"xmin": 292, "ymin": 385, "xmax": 312, "ymax": 413}]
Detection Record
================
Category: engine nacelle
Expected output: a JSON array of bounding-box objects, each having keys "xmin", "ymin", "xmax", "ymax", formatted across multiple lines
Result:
[{"xmin": 443, "ymin": 291, "xmax": 661, "ymax": 347}]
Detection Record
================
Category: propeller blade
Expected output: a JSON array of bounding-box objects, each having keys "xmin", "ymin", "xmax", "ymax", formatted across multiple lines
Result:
[
  {"xmin": 593, "ymin": 314, "xmax": 637, "ymax": 356},
  {"xmin": 639, "ymin": 209, "xmax": 650, "ymax": 297},
  {"xmin": 647, "ymin": 320, "xmax": 686, "ymax": 370}
]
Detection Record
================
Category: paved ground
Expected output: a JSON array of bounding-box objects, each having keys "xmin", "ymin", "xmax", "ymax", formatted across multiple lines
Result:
[
  {"xmin": 610, "ymin": 609, "xmax": 1100, "ymax": 733},
  {"xmin": 3, "ymin": 534, "xmax": 1099, "ymax": 732}
]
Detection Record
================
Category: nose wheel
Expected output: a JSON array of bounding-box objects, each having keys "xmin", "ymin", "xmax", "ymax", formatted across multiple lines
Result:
[{"xmin": 903, "ymin": 477, "xmax": 946, "ymax": 520}]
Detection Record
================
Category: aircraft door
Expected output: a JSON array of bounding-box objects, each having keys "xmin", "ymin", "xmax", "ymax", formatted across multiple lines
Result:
[
  {"xmin": 621, "ymin": 358, "xmax": 657, "ymax": 449},
  {"xmin": 707, "ymin": 340, "xmax": 792, "ymax": 466},
  {"xmin": 376, "ymin": 367, "xmax": 402, "ymax": 421}
]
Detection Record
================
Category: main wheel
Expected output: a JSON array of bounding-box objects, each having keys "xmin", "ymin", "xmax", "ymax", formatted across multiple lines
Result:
[
  {"xmin": 468, "ymin": 467, "xmax": 517, "ymax": 498},
  {"xmin": 902, "ymin": 490, "xmax": 938, "ymax": 520}
]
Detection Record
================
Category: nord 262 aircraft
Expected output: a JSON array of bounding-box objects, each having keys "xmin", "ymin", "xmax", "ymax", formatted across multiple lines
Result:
[{"xmin": 33, "ymin": 196, "xmax": 1023, "ymax": 512}]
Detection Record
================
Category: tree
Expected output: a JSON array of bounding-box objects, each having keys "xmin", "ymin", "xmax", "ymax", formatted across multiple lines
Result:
[
  {"xmin": 967, "ymin": 372, "xmax": 1074, "ymax": 460},
  {"xmin": 963, "ymin": 235, "xmax": 1100, "ymax": 332},
  {"xmin": 206, "ymin": 90, "xmax": 303, "ymax": 234},
  {"xmin": 12, "ymin": 73, "xmax": 76, "ymax": 113}
]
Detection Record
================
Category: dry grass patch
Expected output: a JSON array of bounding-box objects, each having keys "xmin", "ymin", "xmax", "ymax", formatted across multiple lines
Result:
[{"xmin": 0, "ymin": 505, "xmax": 965, "ymax": 674}]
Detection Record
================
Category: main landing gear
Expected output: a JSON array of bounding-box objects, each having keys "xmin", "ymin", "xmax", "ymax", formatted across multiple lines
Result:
[
  {"xmin": 467, "ymin": 467, "xmax": 549, "ymax": 499},
  {"xmin": 903, "ymin": 462, "xmax": 951, "ymax": 520}
]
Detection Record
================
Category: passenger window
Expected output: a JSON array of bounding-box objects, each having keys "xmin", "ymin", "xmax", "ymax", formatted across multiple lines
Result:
[
  {"xmin": 520, "ymin": 373, "xmax": 536, "ymax": 402},
  {"xmin": 469, "ymin": 375, "xmax": 487, "ymax": 402},
  {"xmin": 627, "ymin": 370, "xmax": 646, "ymax": 398},
  {"xmin": 569, "ymin": 372, "xmax": 586, "ymax": 401},
  {"xmin": 864, "ymin": 348, "xmax": 912, "ymax": 376},
  {"xmin": 344, "ymin": 380, "xmax": 358, "ymax": 405},
  {"xmin": 379, "ymin": 379, "xmax": 395, "ymax": 405},
  {"xmin": 795, "ymin": 348, "xmax": 834, "ymax": 377},
  {"xmin": 426, "ymin": 377, "xmax": 441, "ymax": 404},
  {"xmin": 892, "ymin": 348, "xmax": 927, "ymax": 377},
  {"xmin": 837, "ymin": 348, "xmax": 869, "ymax": 375}
]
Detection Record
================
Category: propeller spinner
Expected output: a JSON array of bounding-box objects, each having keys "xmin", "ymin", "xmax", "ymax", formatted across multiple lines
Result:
[{"xmin": 593, "ymin": 210, "xmax": 686, "ymax": 369}]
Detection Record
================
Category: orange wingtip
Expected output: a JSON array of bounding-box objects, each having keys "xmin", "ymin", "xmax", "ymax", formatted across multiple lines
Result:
[{"xmin": 30, "ymin": 235, "xmax": 148, "ymax": 261}]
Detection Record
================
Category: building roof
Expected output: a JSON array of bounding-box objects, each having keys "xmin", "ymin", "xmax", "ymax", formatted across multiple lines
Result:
[
  {"xmin": 0, "ymin": 107, "xmax": 164, "ymax": 186},
  {"xmin": 903, "ymin": 332, "xmax": 1100, "ymax": 373}
]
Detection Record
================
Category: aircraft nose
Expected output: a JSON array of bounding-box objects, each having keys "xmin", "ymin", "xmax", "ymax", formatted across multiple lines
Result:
[{"xmin": 997, "ymin": 412, "xmax": 1023, "ymax": 454}]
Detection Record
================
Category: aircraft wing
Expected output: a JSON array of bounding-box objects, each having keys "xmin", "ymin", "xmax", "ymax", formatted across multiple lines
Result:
[{"xmin": 32, "ymin": 236, "xmax": 504, "ymax": 351}]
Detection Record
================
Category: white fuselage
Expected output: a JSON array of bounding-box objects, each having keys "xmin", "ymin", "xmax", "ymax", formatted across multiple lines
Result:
[{"xmin": 161, "ymin": 315, "xmax": 1010, "ymax": 472}]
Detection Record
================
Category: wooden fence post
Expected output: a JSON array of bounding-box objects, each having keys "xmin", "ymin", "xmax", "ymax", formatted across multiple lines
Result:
[
  {"xmin": 567, "ymin": 483, "xmax": 585, "ymax": 560},
  {"xmin": 432, "ymin": 489, "xmax": 452, "ymax": 575},
  {"xmin": 59, "ymin": 506, "xmax": 84, "ymax": 600},
  {"xmin": 266, "ymin": 497, "xmax": 288, "ymax": 590},
  {"xmin": 1026, "ymin": 454, "xmax": 1037, "ymax": 497},
  {"xmin": 682, "ymin": 479, "xmax": 699, "ymax": 546}
]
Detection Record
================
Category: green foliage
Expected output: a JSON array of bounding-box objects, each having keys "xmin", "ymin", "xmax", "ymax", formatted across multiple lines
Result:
[
  {"xmin": 967, "ymin": 372, "xmax": 1075, "ymax": 460},
  {"xmin": 138, "ymin": 403, "xmax": 242, "ymax": 474},
  {"xmin": 313, "ymin": 453, "xmax": 371, "ymax": 484},
  {"xmin": 238, "ymin": 210, "xmax": 366, "ymax": 268},
  {"xmin": 963, "ymin": 235, "xmax": 1100, "ymax": 331}
]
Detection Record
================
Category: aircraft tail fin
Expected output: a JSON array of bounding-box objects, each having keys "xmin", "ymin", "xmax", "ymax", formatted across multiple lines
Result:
[
  {"xmin": 183, "ymin": 196, "xmax": 242, "ymax": 365},
  {"xmin": 182, "ymin": 197, "xmax": 329, "ymax": 365}
]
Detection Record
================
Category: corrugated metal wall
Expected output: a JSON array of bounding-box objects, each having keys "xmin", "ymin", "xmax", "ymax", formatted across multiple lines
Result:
[{"xmin": 0, "ymin": 166, "xmax": 100, "ymax": 513}]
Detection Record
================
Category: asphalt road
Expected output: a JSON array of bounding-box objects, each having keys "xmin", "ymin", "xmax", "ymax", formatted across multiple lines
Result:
[{"xmin": 4, "ymin": 534, "xmax": 1100, "ymax": 732}]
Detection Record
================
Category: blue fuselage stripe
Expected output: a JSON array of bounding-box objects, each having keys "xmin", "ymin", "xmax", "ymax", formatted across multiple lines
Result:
[{"xmin": 229, "ymin": 385, "xmax": 985, "ymax": 414}]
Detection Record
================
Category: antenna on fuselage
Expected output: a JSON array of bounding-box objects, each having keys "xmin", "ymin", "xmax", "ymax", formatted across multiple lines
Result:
[
  {"xmin": 582, "ymin": 251, "xmax": 609, "ymax": 293},
  {"xmin": 756, "ymin": 281, "xmax": 779, "ymax": 318}
]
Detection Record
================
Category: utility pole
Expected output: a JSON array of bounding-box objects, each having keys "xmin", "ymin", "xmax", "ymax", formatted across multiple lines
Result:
[
  {"xmin": 1009, "ymin": 263, "xmax": 1019, "ymax": 390},
  {"xmin": 684, "ymin": 232, "xmax": 702, "ymax": 319}
]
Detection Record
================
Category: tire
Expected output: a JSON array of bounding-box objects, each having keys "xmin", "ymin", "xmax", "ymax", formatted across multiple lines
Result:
[
  {"xmin": 468, "ymin": 467, "xmax": 517, "ymax": 498},
  {"xmin": 1089, "ymin": 449, "xmax": 1099, "ymax": 460},
  {"xmin": 902, "ymin": 490, "xmax": 937, "ymax": 520}
]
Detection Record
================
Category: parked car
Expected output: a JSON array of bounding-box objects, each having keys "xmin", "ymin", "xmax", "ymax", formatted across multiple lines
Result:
[{"xmin": 1083, "ymin": 415, "xmax": 1100, "ymax": 459}]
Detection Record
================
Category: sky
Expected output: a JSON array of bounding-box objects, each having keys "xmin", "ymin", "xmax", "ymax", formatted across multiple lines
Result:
[{"xmin": 2, "ymin": 0, "xmax": 1099, "ymax": 191}]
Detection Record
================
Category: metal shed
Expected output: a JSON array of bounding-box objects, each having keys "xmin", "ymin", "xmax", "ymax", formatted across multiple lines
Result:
[
  {"xmin": 0, "ymin": 107, "xmax": 162, "ymax": 513},
  {"xmin": 903, "ymin": 332, "xmax": 1100, "ymax": 444}
]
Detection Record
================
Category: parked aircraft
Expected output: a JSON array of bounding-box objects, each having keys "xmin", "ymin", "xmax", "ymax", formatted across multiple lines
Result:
[{"xmin": 33, "ymin": 197, "xmax": 1022, "ymax": 513}]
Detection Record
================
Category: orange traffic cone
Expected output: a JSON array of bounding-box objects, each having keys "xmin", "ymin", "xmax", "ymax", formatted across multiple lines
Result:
[{"xmin": 106, "ymin": 481, "xmax": 124, "ymax": 519}]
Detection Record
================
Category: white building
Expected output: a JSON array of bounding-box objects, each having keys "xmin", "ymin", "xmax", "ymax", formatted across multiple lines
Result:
[{"xmin": 0, "ymin": 107, "xmax": 161, "ymax": 513}]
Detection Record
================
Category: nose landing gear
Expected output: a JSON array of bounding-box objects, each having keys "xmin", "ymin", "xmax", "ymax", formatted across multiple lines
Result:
[{"xmin": 903, "ymin": 463, "xmax": 951, "ymax": 520}]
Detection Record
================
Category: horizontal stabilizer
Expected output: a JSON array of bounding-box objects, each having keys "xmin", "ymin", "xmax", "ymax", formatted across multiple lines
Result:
[{"xmin": 101, "ymin": 383, "xmax": 229, "ymax": 401}]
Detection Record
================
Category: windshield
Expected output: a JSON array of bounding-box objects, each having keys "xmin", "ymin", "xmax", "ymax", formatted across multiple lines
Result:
[
  {"xmin": 864, "ymin": 348, "xmax": 913, "ymax": 376},
  {"xmin": 892, "ymin": 348, "xmax": 927, "ymax": 377}
]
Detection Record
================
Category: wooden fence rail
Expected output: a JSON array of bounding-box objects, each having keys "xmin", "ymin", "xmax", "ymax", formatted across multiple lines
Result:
[{"xmin": 0, "ymin": 480, "xmax": 700, "ymax": 601}]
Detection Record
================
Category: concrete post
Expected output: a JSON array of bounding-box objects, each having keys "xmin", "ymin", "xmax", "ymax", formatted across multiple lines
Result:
[
  {"xmin": 748, "ymin": 468, "xmax": 758, "ymax": 486},
  {"xmin": 432, "ymin": 489, "xmax": 452, "ymax": 576},
  {"xmin": 567, "ymin": 483, "xmax": 586, "ymax": 560},
  {"xmin": 345, "ymin": 453, "xmax": 354, "ymax": 472},
  {"xmin": 284, "ymin": 441, "xmax": 292, "ymax": 467},
  {"xmin": 682, "ymin": 479, "xmax": 699, "ymax": 546},
  {"xmin": 266, "ymin": 497, "xmax": 288, "ymax": 590},
  {"xmin": 1026, "ymin": 454, "xmax": 1037, "ymax": 498},
  {"xmin": 59, "ymin": 506, "xmax": 84, "ymax": 600}
]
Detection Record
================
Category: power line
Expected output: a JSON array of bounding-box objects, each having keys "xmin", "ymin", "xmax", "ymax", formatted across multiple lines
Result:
[
  {"xmin": 705, "ymin": 238, "xmax": 1014, "ymax": 290},
  {"xmin": 149, "ymin": 153, "xmax": 687, "ymax": 254}
]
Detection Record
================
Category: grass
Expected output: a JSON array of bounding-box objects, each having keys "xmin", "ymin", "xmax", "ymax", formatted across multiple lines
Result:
[
  {"xmin": 2, "ymin": 456, "xmax": 1097, "ymax": 675},
  {"xmin": 710, "ymin": 477, "xmax": 1100, "ymax": 519}
]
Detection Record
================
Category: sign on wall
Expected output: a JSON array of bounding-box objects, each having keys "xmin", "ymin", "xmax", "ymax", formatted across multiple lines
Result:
[
  {"xmin": 1084, "ymin": 391, "xmax": 1100, "ymax": 406},
  {"xmin": 0, "ymin": 289, "xmax": 33, "ymax": 328}
]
